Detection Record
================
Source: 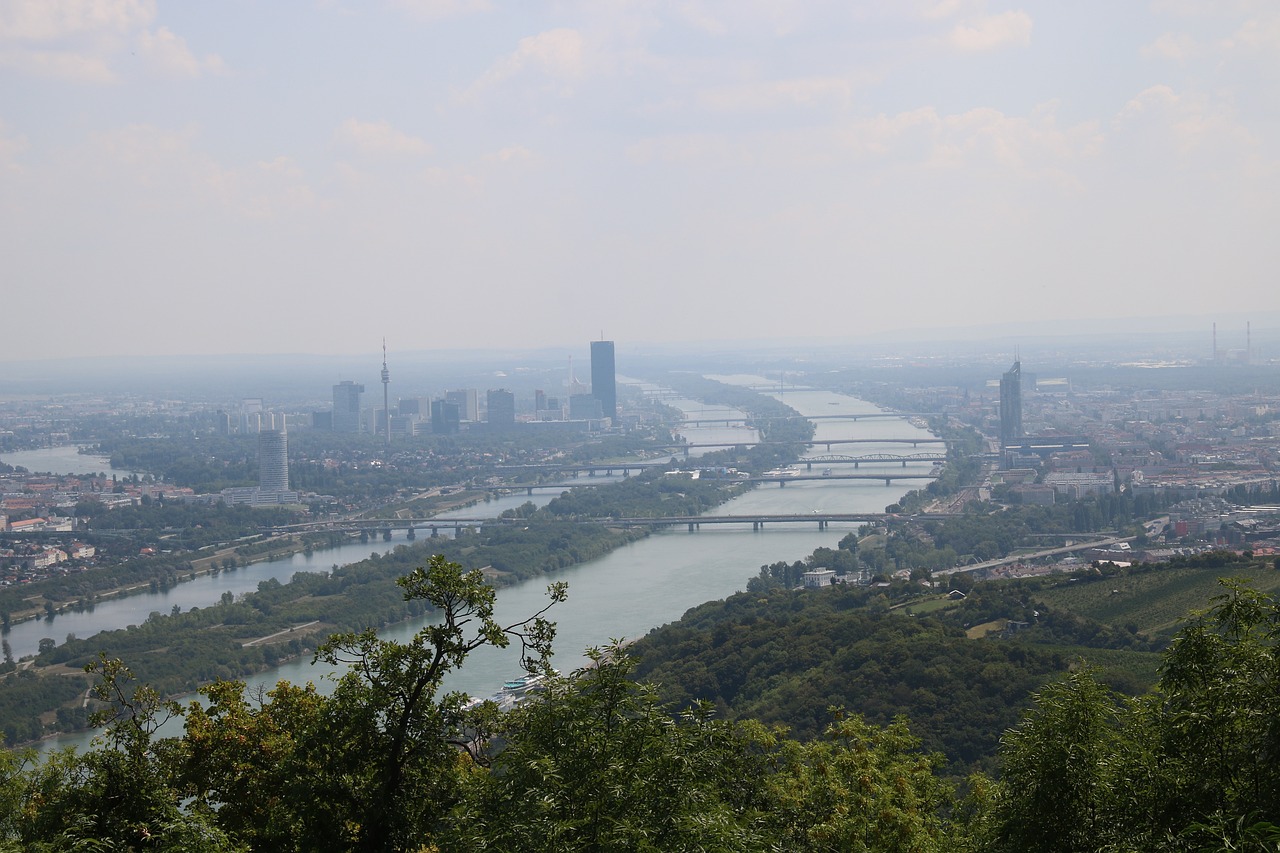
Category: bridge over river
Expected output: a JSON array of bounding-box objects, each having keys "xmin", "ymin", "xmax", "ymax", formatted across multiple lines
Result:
[
  {"xmin": 266, "ymin": 511, "xmax": 962, "ymax": 537},
  {"xmin": 654, "ymin": 437, "xmax": 950, "ymax": 453},
  {"xmin": 495, "ymin": 453, "xmax": 955, "ymax": 481},
  {"xmin": 508, "ymin": 471, "xmax": 938, "ymax": 493},
  {"xmin": 676, "ymin": 412, "xmax": 945, "ymax": 426}
]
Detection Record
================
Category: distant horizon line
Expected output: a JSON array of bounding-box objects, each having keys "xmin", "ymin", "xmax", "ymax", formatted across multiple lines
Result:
[{"xmin": 2, "ymin": 311, "xmax": 1278, "ymax": 367}]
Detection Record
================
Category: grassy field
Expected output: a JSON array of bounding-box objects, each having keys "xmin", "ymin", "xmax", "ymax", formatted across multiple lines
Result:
[
  {"xmin": 1024, "ymin": 643, "xmax": 1165, "ymax": 697},
  {"xmin": 1032, "ymin": 563, "xmax": 1280, "ymax": 639}
]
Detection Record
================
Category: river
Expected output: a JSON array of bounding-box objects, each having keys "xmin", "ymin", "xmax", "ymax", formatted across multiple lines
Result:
[
  {"xmin": 34, "ymin": 383, "xmax": 934, "ymax": 751},
  {"xmin": 4, "ymin": 487, "xmax": 609, "ymax": 662},
  {"xmin": 0, "ymin": 445, "xmax": 143, "ymax": 480}
]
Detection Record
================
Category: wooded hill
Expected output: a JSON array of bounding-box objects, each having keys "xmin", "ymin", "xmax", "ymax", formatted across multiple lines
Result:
[{"xmin": 632, "ymin": 570, "xmax": 1162, "ymax": 775}]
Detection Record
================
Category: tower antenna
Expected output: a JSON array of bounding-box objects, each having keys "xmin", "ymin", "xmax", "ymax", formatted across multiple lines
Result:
[{"xmin": 381, "ymin": 339, "xmax": 391, "ymax": 448}]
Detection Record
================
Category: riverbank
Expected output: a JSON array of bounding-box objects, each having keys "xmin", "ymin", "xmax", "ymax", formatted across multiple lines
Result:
[
  {"xmin": 5, "ymin": 439, "xmax": 774, "ymax": 741},
  {"xmin": 2, "ymin": 488, "xmax": 499, "ymax": 637},
  {"xmin": 14, "ymin": 385, "xmax": 942, "ymax": 747}
]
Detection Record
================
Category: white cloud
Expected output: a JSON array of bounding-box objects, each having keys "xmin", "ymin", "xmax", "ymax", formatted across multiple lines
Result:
[
  {"xmin": 1221, "ymin": 13, "xmax": 1280, "ymax": 53},
  {"xmin": 1119, "ymin": 84, "xmax": 1180, "ymax": 117},
  {"xmin": 0, "ymin": 47, "xmax": 115, "ymax": 82},
  {"xmin": 490, "ymin": 145, "xmax": 535, "ymax": 163},
  {"xmin": 947, "ymin": 10, "xmax": 1032, "ymax": 52},
  {"xmin": 135, "ymin": 26, "xmax": 224, "ymax": 77},
  {"xmin": 1118, "ymin": 85, "xmax": 1264, "ymax": 166},
  {"xmin": 1141, "ymin": 32, "xmax": 1200, "ymax": 61},
  {"xmin": 628, "ymin": 100, "xmax": 1101, "ymax": 193},
  {"xmin": 72, "ymin": 124, "xmax": 321, "ymax": 219},
  {"xmin": 0, "ymin": 0, "xmax": 154, "ymax": 41},
  {"xmin": 335, "ymin": 119, "xmax": 432, "ymax": 156},
  {"xmin": 509, "ymin": 28, "xmax": 585, "ymax": 78},
  {"xmin": 464, "ymin": 28, "xmax": 585, "ymax": 98},
  {"xmin": 0, "ymin": 0, "xmax": 223, "ymax": 82}
]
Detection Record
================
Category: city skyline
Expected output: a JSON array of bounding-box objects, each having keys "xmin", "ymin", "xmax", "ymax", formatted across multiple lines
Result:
[{"xmin": 2, "ymin": 2, "xmax": 1278, "ymax": 361}]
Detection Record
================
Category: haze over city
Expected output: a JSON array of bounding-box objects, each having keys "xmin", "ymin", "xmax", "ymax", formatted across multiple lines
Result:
[{"xmin": 2, "ymin": 0, "xmax": 1279, "ymax": 362}]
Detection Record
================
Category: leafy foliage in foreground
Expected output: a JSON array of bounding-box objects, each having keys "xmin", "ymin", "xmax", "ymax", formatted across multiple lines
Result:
[
  {"xmin": 2, "ymin": 564, "xmax": 1279, "ymax": 852},
  {"xmin": 987, "ymin": 580, "xmax": 1280, "ymax": 851}
]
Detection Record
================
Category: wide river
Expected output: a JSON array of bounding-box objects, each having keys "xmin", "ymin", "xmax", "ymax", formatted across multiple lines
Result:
[
  {"xmin": 34, "ymin": 381, "xmax": 935, "ymax": 751},
  {"xmin": 0, "ymin": 445, "xmax": 143, "ymax": 480}
]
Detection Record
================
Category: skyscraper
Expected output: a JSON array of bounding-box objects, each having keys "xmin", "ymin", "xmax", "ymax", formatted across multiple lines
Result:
[
  {"xmin": 430, "ymin": 399, "xmax": 460, "ymax": 434},
  {"xmin": 999, "ymin": 361, "xmax": 1023, "ymax": 446},
  {"xmin": 240, "ymin": 398, "xmax": 264, "ymax": 434},
  {"xmin": 258, "ymin": 424, "xmax": 288, "ymax": 493},
  {"xmin": 590, "ymin": 339, "xmax": 616, "ymax": 422},
  {"xmin": 333, "ymin": 381, "xmax": 364, "ymax": 433},
  {"xmin": 445, "ymin": 389, "xmax": 478, "ymax": 422},
  {"xmin": 486, "ymin": 388, "xmax": 515, "ymax": 432}
]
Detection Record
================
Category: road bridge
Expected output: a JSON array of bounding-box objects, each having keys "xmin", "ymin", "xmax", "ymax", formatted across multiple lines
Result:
[
  {"xmin": 796, "ymin": 453, "xmax": 946, "ymax": 469},
  {"xmin": 495, "ymin": 451, "xmax": 954, "ymax": 478},
  {"xmin": 654, "ymin": 437, "xmax": 949, "ymax": 454},
  {"xmin": 748, "ymin": 472, "xmax": 936, "ymax": 486},
  {"xmin": 489, "ymin": 465, "xmax": 939, "ymax": 496},
  {"xmin": 265, "ymin": 512, "xmax": 960, "ymax": 537},
  {"xmin": 677, "ymin": 412, "xmax": 944, "ymax": 427},
  {"xmin": 934, "ymin": 535, "xmax": 1135, "ymax": 576},
  {"xmin": 494, "ymin": 461, "xmax": 669, "ymax": 476}
]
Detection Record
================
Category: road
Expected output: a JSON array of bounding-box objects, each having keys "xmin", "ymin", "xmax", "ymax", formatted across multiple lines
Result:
[{"xmin": 934, "ymin": 535, "xmax": 1133, "ymax": 576}]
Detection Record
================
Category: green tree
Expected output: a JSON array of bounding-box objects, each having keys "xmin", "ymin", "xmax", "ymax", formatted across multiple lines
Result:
[
  {"xmin": 758, "ymin": 711, "xmax": 955, "ymax": 852},
  {"xmin": 450, "ymin": 644, "xmax": 770, "ymax": 852},
  {"xmin": 987, "ymin": 670, "xmax": 1125, "ymax": 852},
  {"xmin": 181, "ymin": 554, "xmax": 566, "ymax": 853},
  {"xmin": 987, "ymin": 581, "xmax": 1280, "ymax": 850},
  {"xmin": 1154, "ymin": 581, "xmax": 1280, "ymax": 847},
  {"xmin": 178, "ymin": 679, "xmax": 328, "ymax": 851},
  {"xmin": 9, "ymin": 655, "xmax": 241, "ymax": 851}
]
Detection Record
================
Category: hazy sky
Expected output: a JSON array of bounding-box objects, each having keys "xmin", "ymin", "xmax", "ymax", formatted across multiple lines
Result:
[{"xmin": 2, "ymin": 1, "xmax": 1277, "ymax": 361}]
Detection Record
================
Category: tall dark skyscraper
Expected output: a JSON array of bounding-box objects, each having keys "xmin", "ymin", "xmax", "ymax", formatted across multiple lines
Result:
[
  {"xmin": 430, "ymin": 399, "xmax": 460, "ymax": 434},
  {"xmin": 999, "ymin": 360, "xmax": 1023, "ymax": 446},
  {"xmin": 486, "ymin": 388, "xmax": 515, "ymax": 432},
  {"xmin": 590, "ymin": 339, "xmax": 616, "ymax": 422},
  {"xmin": 332, "ymin": 381, "xmax": 365, "ymax": 433}
]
